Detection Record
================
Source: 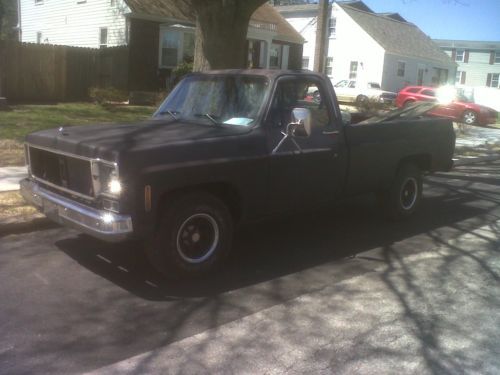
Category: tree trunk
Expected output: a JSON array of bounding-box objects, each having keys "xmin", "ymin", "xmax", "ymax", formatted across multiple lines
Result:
[
  {"xmin": 313, "ymin": 0, "xmax": 329, "ymax": 73},
  {"xmin": 190, "ymin": 0, "xmax": 268, "ymax": 71}
]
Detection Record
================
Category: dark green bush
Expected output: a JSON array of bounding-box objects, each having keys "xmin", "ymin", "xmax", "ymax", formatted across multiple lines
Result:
[{"xmin": 89, "ymin": 87, "xmax": 129, "ymax": 104}]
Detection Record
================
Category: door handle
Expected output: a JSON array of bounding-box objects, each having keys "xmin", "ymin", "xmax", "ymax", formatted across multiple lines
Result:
[{"xmin": 322, "ymin": 130, "xmax": 340, "ymax": 135}]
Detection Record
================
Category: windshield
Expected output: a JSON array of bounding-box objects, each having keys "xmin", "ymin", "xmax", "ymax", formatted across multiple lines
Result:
[
  {"xmin": 368, "ymin": 83, "xmax": 381, "ymax": 89},
  {"xmin": 154, "ymin": 75, "xmax": 269, "ymax": 126},
  {"xmin": 334, "ymin": 80, "xmax": 349, "ymax": 88}
]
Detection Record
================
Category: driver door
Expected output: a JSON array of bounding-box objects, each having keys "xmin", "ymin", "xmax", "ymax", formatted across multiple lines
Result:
[{"xmin": 265, "ymin": 76, "xmax": 347, "ymax": 214}]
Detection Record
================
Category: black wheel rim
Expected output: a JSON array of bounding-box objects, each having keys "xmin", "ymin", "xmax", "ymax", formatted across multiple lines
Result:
[
  {"xmin": 176, "ymin": 213, "xmax": 219, "ymax": 264},
  {"xmin": 400, "ymin": 177, "xmax": 418, "ymax": 210}
]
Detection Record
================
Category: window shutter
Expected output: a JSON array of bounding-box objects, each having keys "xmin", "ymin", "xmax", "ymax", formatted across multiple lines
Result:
[
  {"xmin": 464, "ymin": 50, "xmax": 469, "ymax": 63},
  {"xmin": 486, "ymin": 73, "xmax": 492, "ymax": 87},
  {"xmin": 460, "ymin": 71, "xmax": 466, "ymax": 84},
  {"xmin": 451, "ymin": 48, "xmax": 456, "ymax": 60},
  {"xmin": 490, "ymin": 51, "xmax": 495, "ymax": 65}
]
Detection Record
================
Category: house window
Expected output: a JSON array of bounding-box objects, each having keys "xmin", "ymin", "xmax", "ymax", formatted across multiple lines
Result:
[
  {"xmin": 325, "ymin": 57, "xmax": 333, "ymax": 76},
  {"xmin": 456, "ymin": 71, "xmax": 464, "ymax": 84},
  {"xmin": 160, "ymin": 29, "xmax": 195, "ymax": 68},
  {"xmin": 489, "ymin": 73, "xmax": 500, "ymax": 88},
  {"xmin": 36, "ymin": 32, "xmax": 42, "ymax": 44},
  {"xmin": 397, "ymin": 61, "xmax": 405, "ymax": 77},
  {"xmin": 495, "ymin": 51, "xmax": 500, "ymax": 64},
  {"xmin": 455, "ymin": 49, "xmax": 465, "ymax": 62},
  {"xmin": 349, "ymin": 61, "xmax": 358, "ymax": 79},
  {"xmin": 270, "ymin": 44, "xmax": 282, "ymax": 69},
  {"xmin": 99, "ymin": 27, "xmax": 108, "ymax": 48},
  {"xmin": 302, "ymin": 57, "xmax": 309, "ymax": 69},
  {"xmin": 328, "ymin": 17, "xmax": 336, "ymax": 38},
  {"xmin": 161, "ymin": 31, "xmax": 180, "ymax": 67},
  {"xmin": 182, "ymin": 32, "xmax": 195, "ymax": 62}
]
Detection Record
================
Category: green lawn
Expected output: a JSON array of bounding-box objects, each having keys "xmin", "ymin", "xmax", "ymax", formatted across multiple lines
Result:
[
  {"xmin": 0, "ymin": 102, "xmax": 155, "ymax": 141},
  {"xmin": 0, "ymin": 102, "xmax": 155, "ymax": 167}
]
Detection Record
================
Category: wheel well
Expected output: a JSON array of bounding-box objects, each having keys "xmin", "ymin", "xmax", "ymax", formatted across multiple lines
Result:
[
  {"xmin": 156, "ymin": 182, "xmax": 242, "ymax": 224},
  {"xmin": 463, "ymin": 109, "xmax": 477, "ymax": 116},
  {"xmin": 398, "ymin": 154, "xmax": 431, "ymax": 173}
]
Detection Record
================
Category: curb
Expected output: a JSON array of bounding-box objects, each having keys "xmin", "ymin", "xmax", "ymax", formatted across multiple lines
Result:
[
  {"xmin": 0, "ymin": 216, "xmax": 57, "ymax": 238},
  {"xmin": 453, "ymin": 154, "xmax": 500, "ymax": 166}
]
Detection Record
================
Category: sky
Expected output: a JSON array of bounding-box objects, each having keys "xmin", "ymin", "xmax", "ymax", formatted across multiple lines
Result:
[{"xmin": 360, "ymin": 0, "xmax": 500, "ymax": 41}]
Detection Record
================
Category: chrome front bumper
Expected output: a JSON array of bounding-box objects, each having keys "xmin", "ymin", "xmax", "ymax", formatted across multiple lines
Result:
[{"xmin": 20, "ymin": 179, "xmax": 133, "ymax": 242}]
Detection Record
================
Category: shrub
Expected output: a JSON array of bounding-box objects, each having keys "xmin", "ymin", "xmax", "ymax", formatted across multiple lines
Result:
[
  {"xmin": 89, "ymin": 87, "xmax": 129, "ymax": 104},
  {"xmin": 172, "ymin": 61, "xmax": 194, "ymax": 80}
]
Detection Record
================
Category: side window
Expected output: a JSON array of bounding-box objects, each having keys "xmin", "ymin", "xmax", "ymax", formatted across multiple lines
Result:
[
  {"xmin": 268, "ymin": 78, "xmax": 331, "ymax": 131},
  {"xmin": 348, "ymin": 81, "xmax": 356, "ymax": 88},
  {"xmin": 421, "ymin": 89, "xmax": 435, "ymax": 97}
]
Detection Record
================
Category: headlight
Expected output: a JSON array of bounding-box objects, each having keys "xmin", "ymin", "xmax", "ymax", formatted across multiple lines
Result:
[
  {"xmin": 91, "ymin": 161, "xmax": 122, "ymax": 197},
  {"xmin": 108, "ymin": 178, "xmax": 122, "ymax": 194}
]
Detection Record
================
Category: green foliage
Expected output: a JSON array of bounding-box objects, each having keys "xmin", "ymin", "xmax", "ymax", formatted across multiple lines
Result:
[
  {"xmin": 172, "ymin": 61, "xmax": 194, "ymax": 80},
  {"xmin": 0, "ymin": 0, "xmax": 18, "ymax": 41},
  {"xmin": 89, "ymin": 87, "xmax": 129, "ymax": 104}
]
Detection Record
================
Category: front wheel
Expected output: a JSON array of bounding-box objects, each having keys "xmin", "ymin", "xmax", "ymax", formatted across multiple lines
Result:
[
  {"xmin": 379, "ymin": 163, "xmax": 423, "ymax": 220},
  {"xmin": 462, "ymin": 110, "xmax": 477, "ymax": 125},
  {"xmin": 146, "ymin": 192, "xmax": 233, "ymax": 278}
]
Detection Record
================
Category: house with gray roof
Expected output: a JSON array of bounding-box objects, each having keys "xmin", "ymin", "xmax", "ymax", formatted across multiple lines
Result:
[
  {"xmin": 18, "ymin": 0, "xmax": 304, "ymax": 91},
  {"xmin": 274, "ymin": 1, "xmax": 456, "ymax": 93}
]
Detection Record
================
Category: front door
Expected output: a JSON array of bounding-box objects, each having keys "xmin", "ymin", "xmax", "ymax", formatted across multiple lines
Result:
[{"xmin": 265, "ymin": 75, "xmax": 347, "ymax": 214}]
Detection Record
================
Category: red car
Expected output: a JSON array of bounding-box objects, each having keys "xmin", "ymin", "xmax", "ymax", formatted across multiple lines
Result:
[{"xmin": 396, "ymin": 86, "xmax": 497, "ymax": 125}]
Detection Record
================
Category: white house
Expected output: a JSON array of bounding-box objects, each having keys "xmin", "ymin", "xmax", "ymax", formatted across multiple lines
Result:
[
  {"xmin": 18, "ymin": 0, "xmax": 304, "ymax": 90},
  {"xmin": 434, "ymin": 39, "xmax": 500, "ymax": 88},
  {"xmin": 275, "ymin": 1, "xmax": 456, "ymax": 93}
]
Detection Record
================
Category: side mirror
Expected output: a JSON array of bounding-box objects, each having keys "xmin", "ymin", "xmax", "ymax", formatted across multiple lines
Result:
[
  {"xmin": 341, "ymin": 110, "xmax": 352, "ymax": 125},
  {"xmin": 288, "ymin": 108, "xmax": 312, "ymax": 137}
]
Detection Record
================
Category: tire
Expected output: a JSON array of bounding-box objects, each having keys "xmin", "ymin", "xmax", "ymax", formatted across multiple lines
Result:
[
  {"xmin": 403, "ymin": 100, "xmax": 415, "ymax": 108},
  {"xmin": 462, "ymin": 110, "xmax": 477, "ymax": 125},
  {"xmin": 356, "ymin": 95, "xmax": 368, "ymax": 106},
  {"xmin": 380, "ymin": 163, "xmax": 423, "ymax": 220},
  {"xmin": 313, "ymin": 90, "xmax": 321, "ymax": 103},
  {"xmin": 146, "ymin": 192, "xmax": 233, "ymax": 278}
]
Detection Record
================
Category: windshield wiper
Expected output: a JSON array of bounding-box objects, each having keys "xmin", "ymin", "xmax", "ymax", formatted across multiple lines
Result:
[
  {"xmin": 157, "ymin": 109, "xmax": 180, "ymax": 120},
  {"xmin": 194, "ymin": 113, "xmax": 220, "ymax": 126}
]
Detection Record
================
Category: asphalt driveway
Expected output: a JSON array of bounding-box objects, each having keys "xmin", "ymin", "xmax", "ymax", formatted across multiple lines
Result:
[{"xmin": 0, "ymin": 161, "xmax": 499, "ymax": 374}]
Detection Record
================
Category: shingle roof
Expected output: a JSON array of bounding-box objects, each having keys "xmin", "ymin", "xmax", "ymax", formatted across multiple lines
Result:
[
  {"xmin": 124, "ymin": 1, "xmax": 304, "ymax": 44},
  {"xmin": 339, "ymin": 4, "xmax": 455, "ymax": 66}
]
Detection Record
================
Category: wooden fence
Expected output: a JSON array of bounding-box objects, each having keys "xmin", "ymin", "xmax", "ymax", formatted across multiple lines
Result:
[{"xmin": 0, "ymin": 41, "xmax": 129, "ymax": 102}]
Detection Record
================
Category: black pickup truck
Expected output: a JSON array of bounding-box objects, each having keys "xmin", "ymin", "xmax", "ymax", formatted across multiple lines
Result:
[{"xmin": 21, "ymin": 70, "xmax": 455, "ymax": 276}]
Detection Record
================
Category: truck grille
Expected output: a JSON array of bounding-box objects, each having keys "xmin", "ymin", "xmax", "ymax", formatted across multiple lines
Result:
[{"xmin": 28, "ymin": 146, "xmax": 94, "ymax": 198}]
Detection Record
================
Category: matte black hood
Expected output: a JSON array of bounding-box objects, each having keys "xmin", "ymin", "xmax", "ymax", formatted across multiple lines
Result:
[{"xmin": 25, "ymin": 119, "xmax": 253, "ymax": 161}]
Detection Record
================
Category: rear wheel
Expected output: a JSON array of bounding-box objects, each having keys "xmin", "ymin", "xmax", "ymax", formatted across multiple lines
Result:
[
  {"xmin": 403, "ymin": 100, "xmax": 415, "ymax": 108},
  {"xmin": 462, "ymin": 110, "xmax": 477, "ymax": 125},
  {"xmin": 379, "ymin": 163, "xmax": 423, "ymax": 220},
  {"xmin": 146, "ymin": 192, "xmax": 233, "ymax": 278}
]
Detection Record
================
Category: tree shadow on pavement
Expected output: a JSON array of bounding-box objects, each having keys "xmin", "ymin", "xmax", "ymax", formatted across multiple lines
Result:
[{"xmin": 12, "ymin": 161, "xmax": 498, "ymax": 374}]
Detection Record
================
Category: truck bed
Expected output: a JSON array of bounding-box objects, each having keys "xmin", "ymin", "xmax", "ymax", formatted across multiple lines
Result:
[{"xmin": 343, "ymin": 116, "xmax": 455, "ymax": 195}]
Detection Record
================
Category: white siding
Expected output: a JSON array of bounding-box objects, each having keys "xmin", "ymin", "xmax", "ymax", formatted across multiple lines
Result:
[
  {"xmin": 382, "ymin": 54, "xmax": 455, "ymax": 93},
  {"xmin": 284, "ymin": 15, "xmax": 317, "ymax": 70},
  {"xmin": 328, "ymin": 4, "xmax": 385, "ymax": 87},
  {"xmin": 20, "ymin": 0, "xmax": 130, "ymax": 48},
  {"xmin": 443, "ymin": 49, "xmax": 500, "ymax": 87}
]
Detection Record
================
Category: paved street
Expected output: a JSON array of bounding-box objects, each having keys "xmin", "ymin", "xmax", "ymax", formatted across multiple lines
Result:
[{"xmin": 0, "ymin": 161, "xmax": 499, "ymax": 374}]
